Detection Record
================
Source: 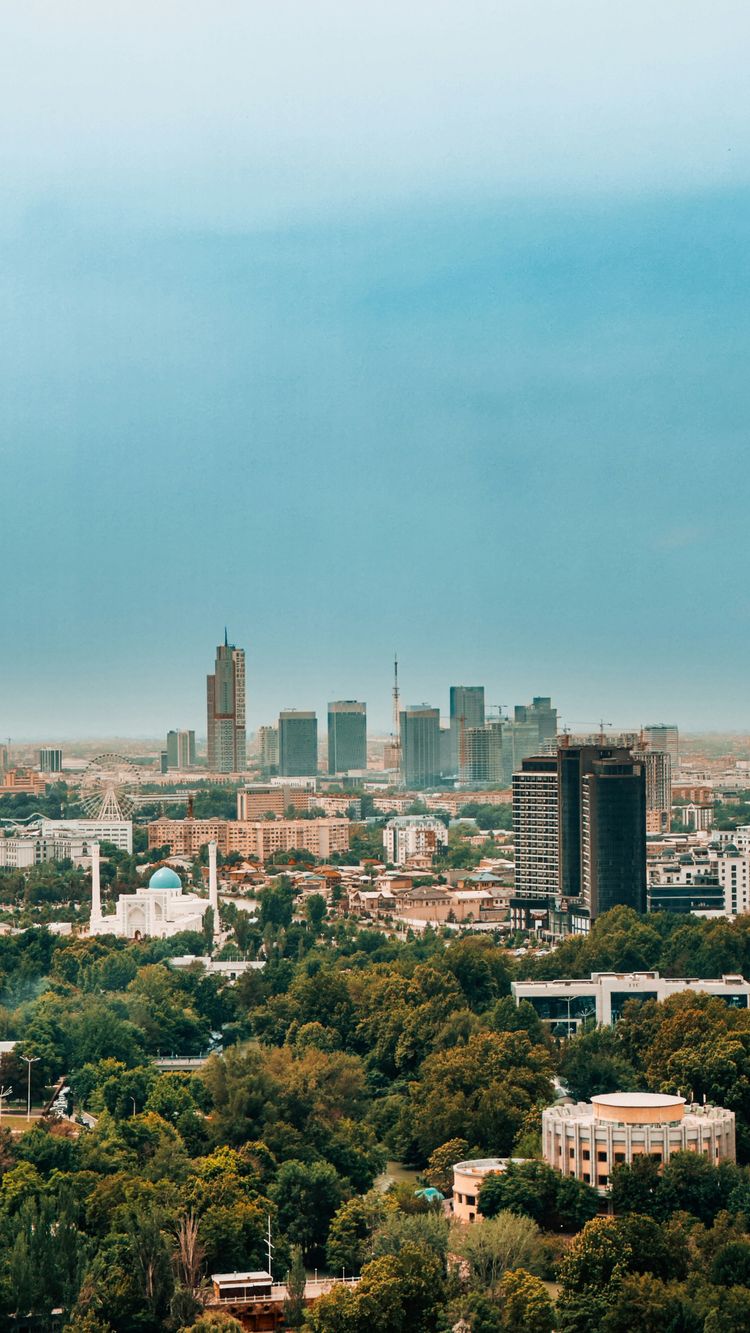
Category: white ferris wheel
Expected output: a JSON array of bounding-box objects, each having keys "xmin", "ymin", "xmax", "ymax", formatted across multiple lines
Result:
[{"xmin": 80, "ymin": 753, "xmax": 142, "ymax": 821}]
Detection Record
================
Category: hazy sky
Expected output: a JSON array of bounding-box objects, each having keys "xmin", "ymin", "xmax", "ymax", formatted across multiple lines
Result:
[{"xmin": 2, "ymin": 2, "xmax": 749, "ymax": 737}]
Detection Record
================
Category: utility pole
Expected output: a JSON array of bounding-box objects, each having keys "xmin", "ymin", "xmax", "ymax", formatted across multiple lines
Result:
[
  {"xmin": 266, "ymin": 1214, "xmax": 275, "ymax": 1279},
  {"xmin": 21, "ymin": 1056, "xmax": 40, "ymax": 1121}
]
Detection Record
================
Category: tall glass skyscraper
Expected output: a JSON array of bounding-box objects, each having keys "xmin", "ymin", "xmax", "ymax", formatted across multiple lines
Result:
[
  {"xmin": 279, "ymin": 710, "xmax": 318, "ymax": 777},
  {"xmin": 400, "ymin": 704, "xmax": 441, "ymax": 788},
  {"xmin": 449, "ymin": 685, "xmax": 485, "ymax": 774},
  {"xmin": 327, "ymin": 701, "xmax": 367, "ymax": 774},
  {"xmin": 206, "ymin": 633, "xmax": 246, "ymax": 772}
]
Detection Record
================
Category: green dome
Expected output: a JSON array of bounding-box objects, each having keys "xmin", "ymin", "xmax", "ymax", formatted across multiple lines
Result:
[{"xmin": 149, "ymin": 866, "xmax": 182, "ymax": 890}]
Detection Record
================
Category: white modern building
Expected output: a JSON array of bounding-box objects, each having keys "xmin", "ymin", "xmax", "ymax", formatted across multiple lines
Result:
[
  {"xmin": 543, "ymin": 1092, "xmax": 735, "ymax": 1194},
  {"xmin": 0, "ymin": 836, "xmax": 94, "ymax": 868},
  {"xmin": 90, "ymin": 840, "xmax": 221, "ymax": 940},
  {"xmin": 383, "ymin": 816, "xmax": 448, "ymax": 866},
  {"xmin": 40, "ymin": 818, "xmax": 133, "ymax": 853},
  {"xmin": 512, "ymin": 970, "xmax": 750, "ymax": 1033}
]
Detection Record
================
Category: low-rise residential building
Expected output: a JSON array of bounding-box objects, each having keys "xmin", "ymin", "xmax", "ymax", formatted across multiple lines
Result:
[
  {"xmin": 148, "ymin": 816, "xmax": 350, "ymax": 863},
  {"xmin": 543, "ymin": 1093, "xmax": 735, "ymax": 1194},
  {"xmin": 512, "ymin": 970, "xmax": 750, "ymax": 1033},
  {"xmin": 0, "ymin": 768, "xmax": 48, "ymax": 796},
  {"xmin": 383, "ymin": 816, "xmax": 448, "ymax": 865}
]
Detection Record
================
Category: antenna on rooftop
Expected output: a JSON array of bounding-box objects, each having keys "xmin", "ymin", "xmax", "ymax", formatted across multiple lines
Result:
[{"xmin": 266, "ymin": 1214, "xmax": 275, "ymax": 1279}]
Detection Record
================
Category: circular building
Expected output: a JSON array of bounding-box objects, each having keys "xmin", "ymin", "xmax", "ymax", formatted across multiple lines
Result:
[
  {"xmin": 451, "ymin": 1158, "xmax": 512, "ymax": 1224},
  {"xmin": 543, "ymin": 1091, "xmax": 735, "ymax": 1193}
]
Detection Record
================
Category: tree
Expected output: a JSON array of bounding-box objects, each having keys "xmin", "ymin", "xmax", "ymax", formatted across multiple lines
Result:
[
  {"xmin": 269, "ymin": 1159, "xmax": 344, "ymax": 1258},
  {"xmin": 284, "ymin": 1246, "xmax": 307, "ymax": 1328},
  {"xmin": 425, "ymin": 1137, "xmax": 470, "ymax": 1194},
  {"xmin": 599, "ymin": 1275, "xmax": 700, "ymax": 1333},
  {"xmin": 450, "ymin": 1212, "xmax": 544, "ymax": 1290},
  {"xmin": 559, "ymin": 1027, "xmax": 640, "ymax": 1102},
  {"xmin": 305, "ymin": 895, "xmax": 327, "ymax": 932},
  {"xmin": 496, "ymin": 1269, "xmax": 554, "ymax": 1333},
  {"xmin": 478, "ymin": 1161, "xmax": 597, "ymax": 1233},
  {"xmin": 326, "ymin": 1192, "xmax": 389, "ymax": 1273},
  {"xmin": 710, "ymin": 1238, "xmax": 750, "ymax": 1287}
]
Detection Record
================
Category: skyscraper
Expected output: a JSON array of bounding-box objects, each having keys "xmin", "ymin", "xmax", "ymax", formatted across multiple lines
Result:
[
  {"xmin": 449, "ymin": 686, "xmax": 485, "ymax": 774},
  {"xmin": 257, "ymin": 725, "xmax": 279, "ymax": 773},
  {"xmin": 327, "ymin": 701, "xmax": 367, "ymax": 774},
  {"xmin": 206, "ymin": 633, "xmax": 246, "ymax": 773},
  {"xmin": 634, "ymin": 748, "xmax": 672, "ymax": 834},
  {"xmin": 166, "ymin": 730, "xmax": 196, "ymax": 770},
  {"xmin": 513, "ymin": 756, "xmax": 559, "ymax": 899},
  {"xmin": 400, "ymin": 705, "xmax": 441, "ymax": 788},
  {"xmin": 38, "ymin": 748, "xmax": 62, "ymax": 773},
  {"xmin": 644, "ymin": 724, "xmax": 679, "ymax": 767},
  {"xmin": 279, "ymin": 711, "xmax": 318, "ymax": 777}
]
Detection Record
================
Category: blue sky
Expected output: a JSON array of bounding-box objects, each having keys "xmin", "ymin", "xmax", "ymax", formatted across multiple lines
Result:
[{"xmin": 1, "ymin": 3, "xmax": 749, "ymax": 736}]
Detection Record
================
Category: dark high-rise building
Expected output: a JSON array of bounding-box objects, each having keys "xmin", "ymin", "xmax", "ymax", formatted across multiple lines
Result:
[
  {"xmin": 166, "ymin": 729, "xmax": 196, "ymax": 770},
  {"xmin": 328, "ymin": 701, "xmax": 367, "ymax": 774},
  {"xmin": 580, "ymin": 755, "xmax": 647, "ymax": 919},
  {"xmin": 512, "ymin": 742, "xmax": 646, "ymax": 934},
  {"xmin": 207, "ymin": 633, "xmax": 246, "ymax": 772},
  {"xmin": 400, "ymin": 704, "xmax": 441, "ymax": 788},
  {"xmin": 279, "ymin": 710, "xmax": 318, "ymax": 777},
  {"xmin": 449, "ymin": 686, "xmax": 485, "ymax": 774},
  {"xmin": 38, "ymin": 748, "xmax": 62, "ymax": 774}
]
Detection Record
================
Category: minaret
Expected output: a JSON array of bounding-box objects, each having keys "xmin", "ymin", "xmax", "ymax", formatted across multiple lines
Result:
[
  {"xmin": 90, "ymin": 841, "xmax": 102, "ymax": 934},
  {"xmin": 208, "ymin": 840, "xmax": 220, "ymax": 944}
]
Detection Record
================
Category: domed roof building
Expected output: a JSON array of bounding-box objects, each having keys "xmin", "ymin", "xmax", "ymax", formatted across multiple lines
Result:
[{"xmin": 89, "ymin": 843, "xmax": 220, "ymax": 941}]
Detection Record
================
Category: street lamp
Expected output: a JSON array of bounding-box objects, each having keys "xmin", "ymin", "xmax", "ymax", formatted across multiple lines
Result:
[{"xmin": 21, "ymin": 1056, "xmax": 40, "ymax": 1121}]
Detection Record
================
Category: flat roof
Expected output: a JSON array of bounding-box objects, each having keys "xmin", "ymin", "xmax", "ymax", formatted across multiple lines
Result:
[
  {"xmin": 592, "ymin": 1092, "xmax": 685, "ymax": 1109},
  {"xmin": 212, "ymin": 1271, "xmax": 272, "ymax": 1284}
]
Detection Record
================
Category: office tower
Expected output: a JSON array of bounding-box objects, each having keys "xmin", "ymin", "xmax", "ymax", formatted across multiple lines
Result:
[
  {"xmin": 634, "ymin": 748, "xmax": 672, "ymax": 834},
  {"xmin": 400, "ymin": 705, "xmax": 441, "ymax": 788},
  {"xmin": 462, "ymin": 721, "xmax": 504, "ymax": 784},
  {"xmin": 166, "ymin": 729, "xmax": 196, "ymax": 770},
  {"xmin": 38, "ymin": 748, "xmax": 62, "ymax": 774},
  {"xmin": 258, "ymin": 725, "xmax": 279, "ymax": 773},
  {"xmin": 160, "ymin": 751, "xmax": 169, "ymax": 774},
  {"xmin": 499, "ymin": 699, "xmax": 558, "ymax": 784},
  {"xmin": 644, "ymin": 723, "xmax": 679, "ymax": 767},
  {"xmin": 279, "ymin": 710, "xmax": 318, "ymax": 777},
  {"xmin": 327, "ymin": 701, "xmax": 367, "ymax": 774},
  {"xmin": 513, "ymin": 756, "xmax": 559, "ymax": 898},
  {"xmin": 206, "ymin": 633, "xmax": 246, "ymax": 772},
  {"xmin": 449, "ymin": 686, "xmax": 485, "ymax": 773},
  {"xmin": 0, "ymin": 745, "xmax": 7, "ymax": 775}
]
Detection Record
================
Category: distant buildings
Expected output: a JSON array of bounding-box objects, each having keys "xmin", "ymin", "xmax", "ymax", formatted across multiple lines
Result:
[
  {"xmin": 236, "ymin": 784, "xmax": 308, "ymax": 819},
  {"xmin": 644, "ymin": 723, "xmax": 679, "ymax": 767},
  {"xmin": 38, "ymin": 748, "xmax": 62, "ymax": 774},
  {"xmin": 462, "ymin": 722, "xmax": 504, "ymax": 786},
  {"xmin": 383, "ymin": 815, "xmax": 448, "ymax": 865},
  {"xmin": 400, "ymin": 705, "xmax": 441, "ymax": 788},
  {"xmin": 634, "ymin": 747, "xmax": 671, "ymax": 834},
  {"xmin": 279, "ymin": 710, "xmax": 318, "ymax": 777},
  {"xmin": 459, "ymin": 698, "xmax": 557, "ymax": 786},
  {"xmin": 543, "ymin": 1092, "xmax": 735, "ymax": 1194},
  {"xmin": 511, "ymin": 743, "xmax": 646, "ymax": 935},
  {"xmin": 207, "ymin": 633, "xmax": 246, "ymax": 773},
  {"xmin": 40, "ymin": 818, "xmax": 133, "ymax": 853},
  {"xmin": 166, "ymin": 729, "xmax": 196, "ymax": 770},
  {"xmin": 327, "ymin": 701, "xmax": 367, "ymax": 775},
  {"xmin": 0, "ymin": 768, "xmax": 48, "ymax": 797}
]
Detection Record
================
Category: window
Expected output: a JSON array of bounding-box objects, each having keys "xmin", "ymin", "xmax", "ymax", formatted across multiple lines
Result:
[
  {"xmin": 569, "ymin": 1147, "xmax": 575, "ymax": 1158},
  {"xmin": 597, "ymin": 1151, "xmax": 607, "ymax": 1162},
  {"xmin": 582, "ymin": 1148, "xmax": 590, "ymax": 1161},
  {"xmin": 614, "ymin": 1152, "xmax": 625, "ymax": 1163},
  {"xmin": 597, "ymin": 1174, "xmax": 609, "ymax": 1187},
  {"xmin": 583, "ymin": 1173, "xmax": 591, "ymax": 1183},
  {"xmin": 466, "ymin": 1195, "xmax": 476, "ymax": 1206}
]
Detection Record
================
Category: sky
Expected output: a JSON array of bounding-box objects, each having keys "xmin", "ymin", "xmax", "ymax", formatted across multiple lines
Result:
[{"xmin": 1, "ymin": 2, "xmax": 749, "ymax": 737}]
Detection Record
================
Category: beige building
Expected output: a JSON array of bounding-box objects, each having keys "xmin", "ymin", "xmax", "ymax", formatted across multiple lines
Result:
[
  {"xmin": 452, "ymin": 1158, "xmax": 516, "ymax": 1223},
  {"xmin": 543, "ymin": 1092, "xmax": 735, "ymax": 1194},
  {"xmin": 148, "ymin": 816, "xmax": 350, "ymax": 863},
  {"xmin": 236, "ymin": 785, "xmax": 308, "ymax": 819}
]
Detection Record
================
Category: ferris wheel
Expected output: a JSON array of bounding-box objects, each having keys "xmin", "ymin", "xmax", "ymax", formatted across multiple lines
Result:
[{"xmin": 80, "ymin": 753, "xmax": 142, "ymax": 820}]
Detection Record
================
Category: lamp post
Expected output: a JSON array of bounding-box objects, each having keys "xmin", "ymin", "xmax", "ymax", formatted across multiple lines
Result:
[{"xmin": 21, "ymin": 1056, "xmax": 40, "ymax": 1121}]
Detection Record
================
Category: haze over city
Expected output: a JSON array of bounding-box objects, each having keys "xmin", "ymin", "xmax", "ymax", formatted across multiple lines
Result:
[{"xmin": 3, "ymin": 1, "xmax": 750, "ymax": 734}]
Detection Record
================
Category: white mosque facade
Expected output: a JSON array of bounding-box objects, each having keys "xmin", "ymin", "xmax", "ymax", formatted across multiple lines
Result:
[{"xmin": 89, "ymin": 841, "xmax": 220, "ymax": 941}]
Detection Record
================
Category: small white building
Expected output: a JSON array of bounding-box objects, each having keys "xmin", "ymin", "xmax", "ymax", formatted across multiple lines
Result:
[
  {"xmin": 512, "ymin": 970, "xmax": 750, "ymax": 1033},
  {"xmin": 383, "ymin": 816, "xmax": 448, "ymax": 866}
]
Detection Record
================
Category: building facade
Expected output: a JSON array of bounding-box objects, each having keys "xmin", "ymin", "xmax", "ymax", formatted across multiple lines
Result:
[
  {"xmin": 236, "ymin": 784, "xmax": 308, "ymax": 819},
  {"xmin": 451, "ymin": 1158, "xmax": 512, "ymax": 1224},
  {"xmin": 147, "ymin": 816, "xmax": 349, "ymax": 862},
  {"xmin": 279, "ymin": 711, "xmax": 318, "ymax": 777},
  {"xmin": 38, "ymin": 748, "xmax": 63, "ymax": 774},
  {"xmin": 644, "ymin": 723, "xmax": 679, "ymax": 767},
  {"xmin": 383, "ymin": 815, "xmax": 448, "ymax": 866},
  {"xmin": 543, "ymin": 1092, "xmax": 735, "ymax": 1194},
  {"xmin": 327, "ymin": 701, "xmax": 367, "ymax": 775},
  {"xmin": 39, "ymin": 818, "xmax": 133, "ymax": 852},
  {"xmin": 512, "ymin": 970, "xmax": 750, "ymax": 1034},
  {"xmin": 635, "ymin": 748, "xmax": 672, "ymax": 834},
  {"xmin": 512, "ymin": 756, "xmax": 559, "ymax": 899},
  {"xmin": 207, "ymin": 634, "xmax": 246, "ymax": 772},
  {"xmin": 400, "ymin": 705, "xmax": 441, "ymax": 788},
  {"xmin": 257, "ymin": 725, "xmax": 279, "ymax": 773}
]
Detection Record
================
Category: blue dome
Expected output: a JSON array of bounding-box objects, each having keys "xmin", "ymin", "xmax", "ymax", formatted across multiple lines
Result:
[{"xmin": 149, "ymin": 866, "xmax": 182, "ymax": 890}]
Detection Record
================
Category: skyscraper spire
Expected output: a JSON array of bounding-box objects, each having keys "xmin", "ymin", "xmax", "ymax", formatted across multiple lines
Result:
[{"xmin": 224, "ymin": 626, "xmax": 228, "ymax": 647}]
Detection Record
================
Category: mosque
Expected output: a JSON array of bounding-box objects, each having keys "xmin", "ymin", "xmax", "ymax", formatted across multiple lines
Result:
[{"xmin": 89, "ymin": 841, "xmax": 220, "ymax": 941}]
